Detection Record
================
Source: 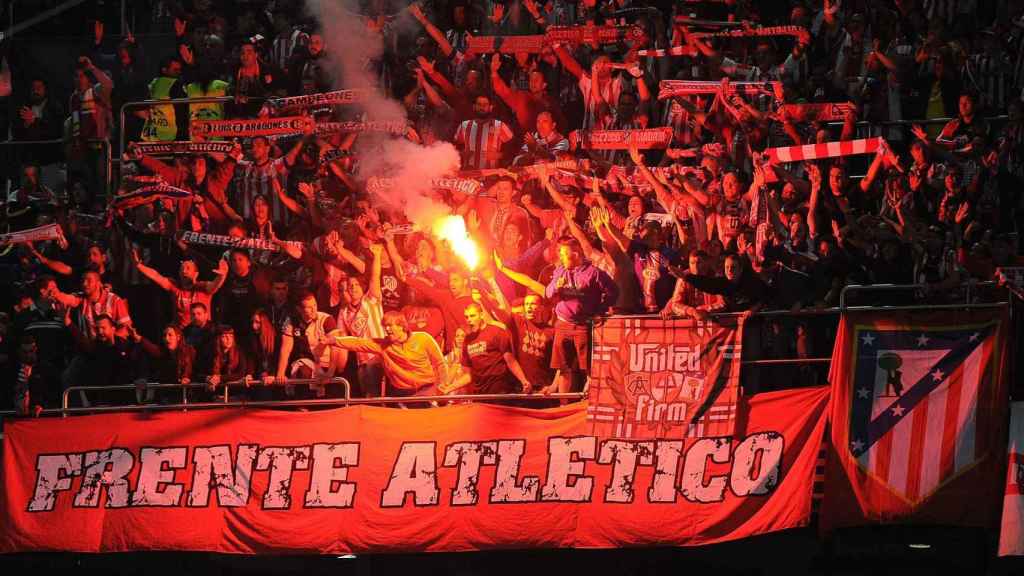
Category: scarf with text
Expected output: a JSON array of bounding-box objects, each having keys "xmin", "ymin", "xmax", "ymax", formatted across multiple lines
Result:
[
  {"xmin": 178, "ymin": 230, "xmax": 303, "ymax": 254},
  {"xmin": 134, "ymin": 141, "xmax": 235, "ymax": 156},
  {"xmin": 775, "ymin": 102, "xmax": 856, "ymax": 123},
  {"xmin": 262, "ymin": 90, "xmax": 366, "ymax": 115},
  {"xmin": 365, "ymin": 176, "xmax": 483, "ymax": 197},
  {"xmin": 658, "ymin": 80, "xmax": 784, "ymax": 100},
  {"xmin": 466, "ymin": 24, "xmax": 644, "ymax": 54},
  {"xmin": 191, "ymin": 117, "xmax": 314, "ymax": 139},
  {"xmin": 571, "ymin": 128, "xmax": 673, "ymax": 150},
  {"xmin": 693, "ymin": 25, "xmax": 811, "ymax": 44}
]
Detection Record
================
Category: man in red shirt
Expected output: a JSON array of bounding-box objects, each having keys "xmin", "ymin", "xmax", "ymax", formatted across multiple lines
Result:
[
  {"xmin": 461, "ymin": 303, "xmax": 531, "ymax": 395},
  {"xmin": 508, "ymin": 294, "xmax": 554, "ymax": 392}
]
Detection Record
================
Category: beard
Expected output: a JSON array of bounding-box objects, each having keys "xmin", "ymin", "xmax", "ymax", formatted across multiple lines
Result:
[{"xmin": 29, "ymin": 94, "xmax": 44, "ymax": 105}]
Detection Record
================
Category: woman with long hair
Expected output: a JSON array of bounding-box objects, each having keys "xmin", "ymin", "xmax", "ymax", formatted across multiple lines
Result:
[
  {"xmin": 207, "ymin": 325, "xmax": 250, "ymax": 395},
  {"xmin": 133, "ymin": 324, "xmax": 196, "ymax": 404},
  {"xmin": 246, "ymin": 308, "xmax": 278, "ymax": 400}
]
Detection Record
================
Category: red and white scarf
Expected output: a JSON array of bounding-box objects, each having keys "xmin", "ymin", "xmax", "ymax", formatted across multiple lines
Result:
[
  {"xmin": 764, "ymin": 137, "xmax": 883, "ymax": 164},
  {"xmin": 571, "ymin": 127, "xmax": 673, "ymax": 150},
  {"xmin": 0, "ymin": 223, "xmax": 66, "ymax": 246},
  {"xmin": 658, "ymin": 80, "xmax": 783, "ymax": 100}
]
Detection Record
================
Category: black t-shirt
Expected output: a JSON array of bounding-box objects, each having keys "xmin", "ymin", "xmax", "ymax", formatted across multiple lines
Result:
[
  {"xmin": 218, "ymin": 271, "xmax": 261, "ymax": 334},
  {"xmin": 462, "ymin": 325, "xmax": 517, "ymax": 395},
  {"xmin": 511, "ymin": 315, "xmax": 554, "ymax": 391}
]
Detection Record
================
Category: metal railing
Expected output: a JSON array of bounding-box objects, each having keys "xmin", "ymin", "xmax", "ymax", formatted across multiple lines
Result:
[
  {"xmin": 33, "ymin": 390, "xmax": 584, "ymax": 418},
  {"xmin": 839, "ymin": 281, "xmax": 1005, "ymax": 311},
  {"xmin": 62, "ymin": 377, "xmax": 353, "ymax": 413},
  {"xmin": 824, "ymin": 115, "xmax": 1009, "ymax": 130}
]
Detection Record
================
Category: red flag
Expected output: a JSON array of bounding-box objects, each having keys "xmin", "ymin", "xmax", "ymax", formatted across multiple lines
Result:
[{"xmin": 821, "ymin": 309, "xmax": 1010, "ymax": 531}]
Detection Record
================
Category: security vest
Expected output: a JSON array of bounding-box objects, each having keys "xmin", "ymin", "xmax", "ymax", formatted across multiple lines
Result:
[
  {"xmin": 142, "ymin": 76, "xmax": 178, "ymax": 141},
  {"xmin": 185, "ymin": 79, "xmax": 229, "ymax": 139}
]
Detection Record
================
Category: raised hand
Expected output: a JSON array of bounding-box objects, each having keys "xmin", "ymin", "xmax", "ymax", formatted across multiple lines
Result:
[
  {"xmin": 179, "ymin": 43, "xmax": 194, "ymax": 66},
  {"xmin": 215, "ymin": 257, "xmax": 229, "ymax": 276},
  {"xmin": 806, "ymin": 163, "xmax": 821, "ymax": 188},
  {"xmin": 628, "ymin": 143, "xmax": 643, "ymax": 165},
  {"xmin": 416, "ymin": 55, "xmax": 435, "ymax": 75}
]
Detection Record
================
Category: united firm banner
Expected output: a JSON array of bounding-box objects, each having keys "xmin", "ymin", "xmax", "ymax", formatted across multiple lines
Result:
[
  {"xmin": 588, "ymin": 316, "xmax": 743, "ymax": 439},
  {"xmin": 1, "ymin": 389, "xmax": 826, "ymax": 554}
]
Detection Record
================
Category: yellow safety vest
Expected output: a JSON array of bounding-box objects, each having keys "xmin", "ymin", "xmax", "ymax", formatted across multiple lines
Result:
[
  {"xmin": 186, "ymin": 79, "xmax": 229, "ymax": 139},
  {"xmin": 142, "ymin": 76, "xmax": 178, "ymax": 142}
]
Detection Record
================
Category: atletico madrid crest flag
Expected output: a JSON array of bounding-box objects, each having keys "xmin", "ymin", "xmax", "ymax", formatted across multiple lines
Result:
[{"xmin": 821, "ymin": 309, "xmax": 1010, "ymax": 530}]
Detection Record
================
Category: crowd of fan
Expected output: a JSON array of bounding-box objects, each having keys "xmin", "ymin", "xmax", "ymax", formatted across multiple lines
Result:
[{"xmin": 2, "ymin": 0, "xmax": 1024, "ymax": 415}]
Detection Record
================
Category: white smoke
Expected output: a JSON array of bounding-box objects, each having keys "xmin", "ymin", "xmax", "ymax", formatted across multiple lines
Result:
[{"xmin": 302, "ymin": 0, "xmax": 461, "ymax": 223}]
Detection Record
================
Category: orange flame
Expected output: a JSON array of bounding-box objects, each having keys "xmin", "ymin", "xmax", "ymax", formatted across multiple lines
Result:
[{"xmin": 432, "ymin": 215, "xmax": 480, "ymax": 271}]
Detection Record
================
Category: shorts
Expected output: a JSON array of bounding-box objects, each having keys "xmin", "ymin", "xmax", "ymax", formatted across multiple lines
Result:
[{"xmin": 550, "ymin": 319, "xmax": 590, "ymax": 373}]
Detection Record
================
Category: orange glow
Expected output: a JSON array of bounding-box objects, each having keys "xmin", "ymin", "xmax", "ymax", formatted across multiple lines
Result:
[{"xmin": 432, "ymin": 215, "xmax": 479, "ymax": 271}]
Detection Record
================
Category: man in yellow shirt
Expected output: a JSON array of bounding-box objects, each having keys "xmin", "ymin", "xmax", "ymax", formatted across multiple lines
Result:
[{"xmin": 330, "ymin": 310, "xmax": 447, "ymax": 397}]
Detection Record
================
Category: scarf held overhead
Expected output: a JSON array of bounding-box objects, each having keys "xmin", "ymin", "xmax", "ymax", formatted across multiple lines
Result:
[
  {"xmin": 133, "ymin": 141, "xmax": 236, "ymax": 156},
  {"xmin": 658, "ymin": 80, "xmax": 783, "ymax": 100},
  {"xmin": 0, "ymin": 223, "xmax": 66, "ymax": 246},
  {"xmin": 764, "ymin": 137, "xmax": 884, "ymax": 164},
  {"xmin": 466, "ymin": 25, "xmax": 644, "ymax": 54},
  {"xmin": 262, "ymin": 90, "xmax": 366, "ymax": 114},
  {"xmin": 112, "ymin": 183, "xmax": 193, "ymax": 210},
  {"xmin": 191, "ymin": 117, "xmax": 314, "ymax": 139},
  {"xmin": 572, "ymin": 128, "xmax": 673, "ymax": 150}
]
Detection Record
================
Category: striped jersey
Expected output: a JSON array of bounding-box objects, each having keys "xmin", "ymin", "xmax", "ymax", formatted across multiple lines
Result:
[
  {"xmin": 233, "ymin": 157, "xmax": 291, "ymax": 229},
  {"xmin": 337, "ymin": 295, "xmax": 385, "ymax": 364},
  {"xmin": 454, "ymin": 118, "xmax": 514, "ymax": 170}
]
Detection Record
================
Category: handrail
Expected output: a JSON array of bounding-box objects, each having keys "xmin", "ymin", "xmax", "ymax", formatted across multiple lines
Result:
[
  {"xmin": 62, "ymin": 377, "xmax": 352, "ymax": 413},
  {"xmin": 839, "ymin": 282, "xmax": 1002, "ymax": 311},
  {"xmin": 10, "ymin": 392, "xmax": 588, "ymax": 418},
  {"xmin": 119, "ymin": 95, "xmax": 269, "ymax": 158},
  {"xmin": 824, "ymin": 115, "xmax": 1009, "ymax": 129}
]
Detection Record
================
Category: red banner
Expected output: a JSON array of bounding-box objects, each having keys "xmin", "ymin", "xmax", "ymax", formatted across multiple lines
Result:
[
  {"xmin": 588, "ymin": 316, "xmax": 743, "ymax": 439},
  {"xmin": 821, "ymin": 309, "xmax": 1010, "ymax": 531},
  {"xmin": 1, "ymin": 389, "xmax": 827, "ymax": 554}
]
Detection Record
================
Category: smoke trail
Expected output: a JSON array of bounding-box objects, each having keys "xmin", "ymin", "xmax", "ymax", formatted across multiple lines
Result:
[{"xmin": 302, "ymin": 0, "xmax": 461, "ymax": 223}]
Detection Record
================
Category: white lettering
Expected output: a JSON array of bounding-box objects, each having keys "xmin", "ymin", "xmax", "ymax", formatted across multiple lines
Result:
[
  {"xmin": 381, "ymin": 442, "xmax": 439, "ymax": 507},
  {"xmin": 28, "ymin": 454, "xmax": 83, "ymax": 512},
  {"xmin": 540, "ymin": 437, "xmax": 595, "ymax": 502},
  {"xmin": 304, "ymin": 443, "xmax": 359, "ymax": 508},
  {"xmin": 131, "ymin": 447, "xmax": 187, "ymax": 506}
]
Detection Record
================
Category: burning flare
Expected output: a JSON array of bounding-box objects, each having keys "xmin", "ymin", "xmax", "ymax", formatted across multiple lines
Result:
[{"xmin": 432, "ymin": 215, "xmax": 480, "ymax": 271}]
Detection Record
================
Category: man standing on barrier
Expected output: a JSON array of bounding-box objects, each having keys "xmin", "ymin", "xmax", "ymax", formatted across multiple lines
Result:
[{"xmin": 544, "ymin": 237, "xmax": 618, "ymax": 396}]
